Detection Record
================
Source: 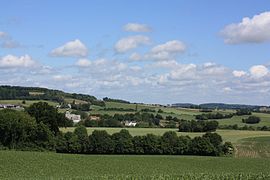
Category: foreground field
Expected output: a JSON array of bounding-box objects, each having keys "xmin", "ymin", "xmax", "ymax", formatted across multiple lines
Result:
[{"xmin": 0, "ymin": 151, "xmax": 270, "ymax": 179}]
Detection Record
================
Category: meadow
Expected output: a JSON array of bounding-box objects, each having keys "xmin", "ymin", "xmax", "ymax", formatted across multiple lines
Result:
[{"xmin": 1, "ymin": 150, "xmax": 270, "ymax": 179}]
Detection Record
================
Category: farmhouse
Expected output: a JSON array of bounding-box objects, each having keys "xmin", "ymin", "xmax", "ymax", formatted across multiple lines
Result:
[
  {"xmin": 0, "ymin": 104, "xmax": 22, "ymax": 109},
  {"xmin": 89, "ymin": 115, "xmax": 100, "ymax": 121},
  {"xmin": 124, "ymin": 121, "xmax": 137, "ymax": 127},
  {"xmin": 65, "ymin": 111, "xmax": 81, "ymax": 123}
]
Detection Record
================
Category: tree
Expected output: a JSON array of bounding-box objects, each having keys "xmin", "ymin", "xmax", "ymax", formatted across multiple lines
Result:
[
  {"xmin": 27, "ymin": 102, "xmax": 60, "ymax": 134},
  {"xmin": 161, "ymin": 131, "xmax": 178, "ymax": 154},
  {"xmin": 112, "ymin": 129, "xmax": 133, "ymax": 154},
  {"xmin": 132, "ymin": 136, "xmax": 145, "ymax": 154},
  {"xmin": 0, "ymin": 109, "xmax": 36, "ymax": 149},
  {"xmin": 202, "ymin": 132, "xmax": 223, "ymax": 155},
  {"xmin": 190, "ymin": 137, "xmax": 217, "ymax": 156},
  {"xmin": 88, "ymin": 130, "xmax": 114, "ymax": 154},
  {"xmin": 74, "ymin": 125, "xmax": 89, "ymax": 153},
  {"xmin": 142, "ymin": 134, "xmax": 162, "ymax": 154}
]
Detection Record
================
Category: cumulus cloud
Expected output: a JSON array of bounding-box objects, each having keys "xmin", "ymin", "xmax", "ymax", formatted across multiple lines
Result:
[
  {"xmin": 123, "ymin": 23, "xmax": 152, "ymax": 32},
  {"xmin": 221, "ymin": 11, "xmax": 270, "ymax": 44},
  {"xmin": 249, "ymin": 65, "xmax": 269, "ymax": 78},
  {"xmin": 50, "ymin": 39, "xmax": 88, "ymax": 57},
  {"xmin": 76, "ymin": 59, "xmax": 91, "ymax": 67},
  {"xmin": 114, "ymin": 35, "xmax": 150, "ymax": 53},
  {"xmin": 0, "ymin": 54, "xmax": 36, "ymax": 68},
  {"xmin": 146, "ymin": 40, "xmax": 186, "ymax": 61},
  {"xmin": 129, "ymin": 52, "xmax": 142, "ymax": 61},
  {"xmin": 233, "ymin": 70, "xmax": 247, "ymax": 77}
]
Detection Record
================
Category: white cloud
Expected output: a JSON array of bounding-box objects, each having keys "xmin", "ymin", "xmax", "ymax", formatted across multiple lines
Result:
[
  {"xmin": 50, "ymin": 39, "xmax": 88, "ymax": 57},
  {"xmin": 76, "ymin": 59, "xmax": 91, "ymax": 67},
  {"xmin": 123, "ymin": 23, "xmax": 152, "ymax": 32},
  {"xmin": 0, "ymin": 54, "xmax": 36, "ymax": 68},
  {"xmin": 249, "ymin": 65, "xmax": 269, "ymax": 78},
  {"xmin": 115, "ymin": 35, "xmax": 150, "ymax": 53},
  {"xmin": 221, "ymin": 11, "xmax": 270, "ymax": 44},
  {"xmin": 151, "ymin": 40, "xmax": 186, "ymax": 53},
  {"xmin": 129, "ymin": 52, "xmax": 142, "ymax": 61},
  {"xmin": 52, "ymin": 75, "xmax": 72, "ymax": 81},
  {"xmin": 146, "ymin": 40, "xmax": 186, "ymax": 61},
  {"xmin": 233, "ymin": 70, "xmax": 247, "ymax": 77}
]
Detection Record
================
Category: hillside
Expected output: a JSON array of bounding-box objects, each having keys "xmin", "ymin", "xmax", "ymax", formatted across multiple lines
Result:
[{"xmin": 0, "ymin": 85, "xmax": 104, "ymax": 106}]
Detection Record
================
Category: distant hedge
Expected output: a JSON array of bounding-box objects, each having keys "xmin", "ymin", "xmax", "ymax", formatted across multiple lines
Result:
[{"xmin": 178, "ymin": 120, "xmax": 218, "ymax": 132}]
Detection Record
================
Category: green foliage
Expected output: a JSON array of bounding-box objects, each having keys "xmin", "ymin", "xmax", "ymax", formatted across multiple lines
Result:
[
  {"xmin": 242, "ymin": 116, "xmax": 261, "ymax": 124},
  {"xmin": 196, "ymin": 112, "xmax": 233, "ymax": 120},
  {"xmin": 88, "ymin": 130, "xmax": 114, "ymax": 154},
  {"xmin": 103, "ymin": 97, "xmax": 130, "ymax": 104},
  {"xmin": 0, "ymin": 109, "xmax": 55, "ymax": 150},
  {"xmin": 236, "ymin": 109, "xmax": 252, "ymax": 116},
  {"xmin": 179, "ymin": 120, "xmax": 218, "ymax": 132}
]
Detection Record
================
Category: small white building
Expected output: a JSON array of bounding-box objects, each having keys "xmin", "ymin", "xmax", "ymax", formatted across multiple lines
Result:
[
  {"xmin": 0, "ymin": 104, "xmax": 22, "ymax": 109},
  {"xmin": 65, "ymin": 111, "xmax": 81, "ymax": 123},
  {"xmin": 124, "ymin": 121, "xmax": 137, "ymax": 127}
]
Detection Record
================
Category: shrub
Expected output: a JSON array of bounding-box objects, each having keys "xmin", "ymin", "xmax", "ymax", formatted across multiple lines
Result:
[{"xmin": 242, "ymin": 116, "xmax": 261, "ymax": 124}]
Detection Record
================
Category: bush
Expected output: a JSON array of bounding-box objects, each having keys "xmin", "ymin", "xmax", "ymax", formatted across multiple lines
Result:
[{"xmin": 242, "ymin": 116, "xmax": 261, "ymax": 124}]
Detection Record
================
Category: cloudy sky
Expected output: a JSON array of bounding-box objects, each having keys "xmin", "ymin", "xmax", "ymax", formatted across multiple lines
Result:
[{"xmin": 1, "ymin": 1, "xmax": 270, "ymax": 105}]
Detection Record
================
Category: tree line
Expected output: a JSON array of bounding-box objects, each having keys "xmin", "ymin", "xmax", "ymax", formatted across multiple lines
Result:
[
  {"xmin": 178, "ymin": 120, "xmax": 219, "ymax": 132},
  {"xmin": 56, "ymin": 127, "xmax": 233, "ymax": 156}
]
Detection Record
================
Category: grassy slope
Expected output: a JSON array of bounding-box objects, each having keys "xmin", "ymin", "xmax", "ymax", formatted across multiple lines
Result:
[
  {"xmin": 1, "ymin": 151, "xmax": 270, "ymax": 179},
  {"xmin": 235, "ymin": 136, "xmax": 270, "ymax": 158},
  {"xmin": 0, "ymin": 100, "xmax": 58, "ymax": 107}
]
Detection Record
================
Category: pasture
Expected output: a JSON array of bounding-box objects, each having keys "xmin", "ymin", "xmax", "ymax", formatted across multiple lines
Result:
[
  {"xmin": 0, "ymin": 100, "xmax": 58, "ymax": 107},
  {"xmin": 0, "ymin": 150, "xmax": 270, "ymax": 179}
]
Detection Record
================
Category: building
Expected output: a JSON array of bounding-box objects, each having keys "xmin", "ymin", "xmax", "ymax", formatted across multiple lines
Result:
[
  {"xmin": 0, "ymin": 104, "xmax": 22, "ymax": 109},
  {"xmin": 89, "ymin": 115, "xmax": 100, "ymax": 121},
  {"xmin": 124, "ymin": 121, "xmax": 137, "ymax": 127},
  {"xmin": 65, "ymin": 111, "xmax": 81, "ymax": 123}
]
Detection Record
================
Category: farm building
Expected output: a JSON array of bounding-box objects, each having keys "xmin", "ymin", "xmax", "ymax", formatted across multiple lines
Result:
[
  {"xmin": 124, "ymin": 121, "xmax": 137, "ymax": 127},
  {"xmin": 0, "ymin": 104, "xmax": 22, "ymax": 109},
  {"xmin": 65, "ymin": 111, "xmax": 81, "ymax": 123}
]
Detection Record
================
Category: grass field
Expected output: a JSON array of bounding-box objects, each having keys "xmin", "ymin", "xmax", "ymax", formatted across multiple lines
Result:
[
  {"xmin": 0, "ymin": 100, "xmax": 58, "ymax": 107},
  {"xmin": 1, "ymin": 150, "xmax": 270, "ymax": 179},
  {"xmin": 216, "ymin": 113, "xmax": 270, "ymax": 127}
]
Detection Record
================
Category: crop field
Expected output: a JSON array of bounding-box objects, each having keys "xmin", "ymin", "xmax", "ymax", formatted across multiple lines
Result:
[
  {"xmin": 0, "ymin": 150, "xmax": 270, "ymax": 179},
  {"xmin": 235, "ymin": 136, "xmax": 270, "ymax": 158}
]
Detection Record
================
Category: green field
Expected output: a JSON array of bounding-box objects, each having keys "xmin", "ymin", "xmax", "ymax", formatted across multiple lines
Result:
[
  {"xmin": 235, "ymin": 136, "xmax": 270, "ymax": 158},
  {"xmin": 216, "ymin": 113, "xmax": 270, "ymax": 127},
  {"xmin": 0, "ymin": 150, "xmax": 270, "ymax": 179},
  {"xmin": 0, "ymin": 100, "xmax": 58, "ymax": 107}
]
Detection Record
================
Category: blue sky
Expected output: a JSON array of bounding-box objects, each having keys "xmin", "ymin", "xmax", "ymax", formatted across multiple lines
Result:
[{"xmin": 1, "ymin": 0, "xmax": 270, "ymax": 105}]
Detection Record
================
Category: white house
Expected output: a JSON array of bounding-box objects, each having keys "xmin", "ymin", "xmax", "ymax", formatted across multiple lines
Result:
[
  {"xmin": 124, "ymin": 121, "xmax": 137, "ymax": 127},
  {"xmin": 65, "ymin": 111, "xmax": 81, "ymax": 123}
]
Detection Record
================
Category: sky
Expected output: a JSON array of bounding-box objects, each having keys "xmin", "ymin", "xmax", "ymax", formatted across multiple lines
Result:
[{"xmin": 1, "ymin": 0, "xmax": 270, "ymax": 105}]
